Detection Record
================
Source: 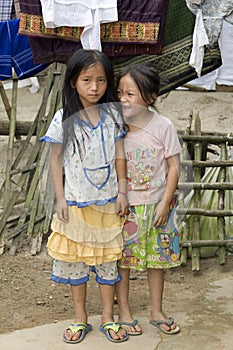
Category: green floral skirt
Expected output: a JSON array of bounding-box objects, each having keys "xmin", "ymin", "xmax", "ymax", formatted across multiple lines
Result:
[{"xmin": 118, "ymin": 203, "xmax": 181, "ymax": 270}]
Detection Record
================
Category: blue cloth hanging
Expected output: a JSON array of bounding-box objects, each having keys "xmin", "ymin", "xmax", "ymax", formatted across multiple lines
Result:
[{"xmin": 0, "ymin": 18, "xmax": 49, "ymax": 80}]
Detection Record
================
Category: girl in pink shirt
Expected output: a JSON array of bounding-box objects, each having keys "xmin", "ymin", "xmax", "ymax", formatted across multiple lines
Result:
[{"xmin": 116, "ymin": 62, "xmax": 181, "ymax": 335}]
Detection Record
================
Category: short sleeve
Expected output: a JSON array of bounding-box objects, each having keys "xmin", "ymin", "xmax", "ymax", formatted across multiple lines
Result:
[
  {"xmin": 163, "ymin": 122, "xmax": 181, "ymax": 158},
  {"xmin": 40, "ymin": 109, "xmax": 63, "ymax": 143},
  {"xmin": 114, "ymin": 110, "xmax": 127, "ymax": 141}
]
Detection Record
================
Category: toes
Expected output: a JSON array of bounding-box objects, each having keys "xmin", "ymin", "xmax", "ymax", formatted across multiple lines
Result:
[
  {"xmin": 109, "ymin": 328, "xmax": 126, "ymax": 340},
  {"xmin": 118, "ymin": 328, "xmax": 127, "ymax": 339},
  {"xmin": 71, "ymin": 330, "xmax": 82, "ymax": 341},
  {"xmin": 109, "ymin": 329, "xmax": 120, "ymax": 340},
  {"xmin": 64, "ymin": 329, "xmax": 81, "ymax": 342}
]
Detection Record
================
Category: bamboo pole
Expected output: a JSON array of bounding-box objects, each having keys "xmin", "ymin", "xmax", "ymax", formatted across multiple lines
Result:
[
  {"xmin": 181, "ymin": 160, "xmax": 233, "ymax": 168},
  {"xmin": 178, "ymin": 182, "xmax": 233, "ymax": 190},
  {"xmin": 40, "ymin": 146, "xmax": 55, "ymax": 234},
  {"xmin": 179, "ymin": 111, "xmax": 193, "ymax": 266},
  {"xmin": 0, "ymin": 80, "xmax": 21, "ymax": 140},
  {"xmin": 30, "ymin": 197, "xmax": 45, "ymax": 255},
  {"xmin": 180, "ymin": 240, "xmax": 233, "ymax": 247},
  {"xmin": 191, "ymin": 111, "xmax": 202, "ymax": 271},
  {"xmin": 0, "ymin": 120, "xmax": 32, "ymax": 136},
  {"xmin": 7, "ymin": 214, "xmax": 45, "ymax": 240},
  {"xmin": 0, "ymin": 76, "xmax": 18, "ymax": 254},
  {"xmin": 4, "ymin": 76, "xmax": 18, "ymax": 200},
  {"xmin": 217, "ymin": 143, "xmax": 227, "ymax": 265},
  {"xmin": 181, "ymin": 134, "xmax": 233, "ymax": 145},
  {"xmin": 9, "ymin": 164, "xmax": 41, "ymax": 254},
  {"xmin": 0, "ymin": 81, "xmax": 11, "ymax": 119},
  {"xmin": 177, "ymin": 209, "xmax": 233, "ymax": 216}
]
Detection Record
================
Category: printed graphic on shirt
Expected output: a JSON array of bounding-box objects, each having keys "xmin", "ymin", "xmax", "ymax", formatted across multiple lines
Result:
[{"xmin": 126, "ymin": 147, "xmax": 163, "ymax": 191}]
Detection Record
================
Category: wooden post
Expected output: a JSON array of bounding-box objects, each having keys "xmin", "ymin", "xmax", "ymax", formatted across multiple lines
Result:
[
  {"xmin": 179, "ymin": 111, "xmax": 193, "ymax": 266},
  {"xmin": 191, "ymin": 111, "xmax": 202, "ymax": 271},
  {"xmin": 0, "ymin": 76, "xmax": 18, "ymax": 254},
  {"xmin": 217, "ymin": 143, "xmax": 227, "ymax": 265}
]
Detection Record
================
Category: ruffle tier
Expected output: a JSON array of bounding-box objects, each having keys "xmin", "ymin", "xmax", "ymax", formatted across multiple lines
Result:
[{"xmin": 47, "ymin": 203, "xmax": 125, "ymax": 264}]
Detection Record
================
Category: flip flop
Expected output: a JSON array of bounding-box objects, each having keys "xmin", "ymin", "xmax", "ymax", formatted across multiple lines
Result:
[
  {"xmin": 63, "ymin": 322, "xmax": 92, "ymax": 343},
  {"xmin": 99, "ymin": 322, "xmax": 129, "ymax": 342},
  {"xmin": 149, "ymin": 317, "xmax": 180, "ymax": 335},
  {"xmin": 119, "ymin": 319, "xmax": 142, "ymax": 335}
]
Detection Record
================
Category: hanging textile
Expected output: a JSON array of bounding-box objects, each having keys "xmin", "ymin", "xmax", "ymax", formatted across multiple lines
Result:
[
  {"xmin": 186, "ymin": 0, "xmax": 233, "ymax": 45},
  {"xmin": 17, "ymin": 0, "xmax": 222, "ymax": 93},
  {"xmin": 111, "ymin": 0, "xmax": 222, "ymax": 95},
  {"xmin": 18, "ymin": 0, "xmax": 169, "ymax": 60},
  {"xmin": 186, "ymin": 0, "xmax": 233, "ymax": 76},
  {"xmin": 0, "ymin": 19, "xmax": 49, "ymax": 80},
  {"xmin": 40, "ymin": 0, "xmax": 118, "ymax": 51},
  {"xmin": 100, "ymin": 0, "xmax": 169, "ymax": 56},
  {"xmin": 0, "ymin": 0, "xmax": 13, "ymax": 21}
]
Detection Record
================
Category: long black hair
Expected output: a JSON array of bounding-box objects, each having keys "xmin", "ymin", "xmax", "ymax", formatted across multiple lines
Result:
[
  {"xmin": 116, "ymin": 61, "xmax": 161, "ymax": 106},
  {"xmin": 61, "ymin": 49, "xmax": 123, "ymax": 157}
]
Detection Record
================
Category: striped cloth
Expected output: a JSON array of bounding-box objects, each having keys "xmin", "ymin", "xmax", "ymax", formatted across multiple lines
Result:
[
  {"xmin": 0, "ymin": 19, "xmax": 49, "ymax": 80},
  {"xmin": 0, "ymin": 0, "xmax": 13, "ymax": 21}
]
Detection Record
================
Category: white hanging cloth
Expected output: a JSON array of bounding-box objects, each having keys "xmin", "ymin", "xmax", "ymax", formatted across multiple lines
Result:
[
  {"xmin": 40, "ymin": 0, "xmax": 118, "ymax": 51},
  {"xmin": 189, "ymin": 8, "xmax": 209, "ymax": 77}
]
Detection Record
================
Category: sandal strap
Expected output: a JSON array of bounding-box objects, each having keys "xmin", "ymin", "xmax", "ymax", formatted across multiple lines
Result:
[
  {"xmin": 102, "ymin": 322, "xmax": 121, "ymax": 333},
  {"xmin": 120, "ymin": 319, "xmax": 139, "ymax": 327},
  {"xmin": 67, "ymin": 322, "xmax": 87, "ymax": 333}
]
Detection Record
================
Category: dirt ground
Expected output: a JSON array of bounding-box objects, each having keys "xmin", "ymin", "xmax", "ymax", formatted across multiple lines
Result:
[
  {"xmin": 0, "ymin": 81, "xmax": 233, "ymax": 337},
  {"xmin": 0, "ymin": 243, "xmax": 233, "ymax": 335}
]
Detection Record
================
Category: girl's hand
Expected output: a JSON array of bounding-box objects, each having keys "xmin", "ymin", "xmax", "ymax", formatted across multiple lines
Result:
[
  {"xmin": 56, "ymin": 198, "xmax": 68, "ymax": 222},
  {"xmin": 153, "ymin": 200, "xmax": 170, "ymax": 227},
  {"xmin": 115, "ymin": 192, "xmax": 129, "ymax": 216}
]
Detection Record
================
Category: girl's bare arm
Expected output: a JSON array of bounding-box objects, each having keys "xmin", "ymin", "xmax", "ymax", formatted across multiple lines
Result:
[
  {"xmin": 154, "ymin": 153, "xmax": 180, "ymax": 227},
  {"xmin": 50, "ymin": 143, "xmax": 68, "ymax": 222},
  {"xmin": 115, "ymin": 138, "xmax": 128, "ymax": 215}
]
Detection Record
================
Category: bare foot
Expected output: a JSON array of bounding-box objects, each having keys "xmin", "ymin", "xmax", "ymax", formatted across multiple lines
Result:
[
  {"xmin": 119, "ymin": 319, "xmax": 142, "ymax": 335},
  {"xmin": 101, "ymin": 322, "xmax": 128, "ymax": 341},
  {"xmin": 150, "ymin": 312, "xmax": 179, "ymax": 333},
  {"xmin": 64, "ymin": 328, "xmax": 82, "ymax": 342}
]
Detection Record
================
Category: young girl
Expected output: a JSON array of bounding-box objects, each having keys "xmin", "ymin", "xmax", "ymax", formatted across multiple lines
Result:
[
  {"xmin": 41, "ymin": 49, "xmax": 129, "ymax": 343},
  {"xmin": 115, "ymin": 62, "xmax": 181, "ymax": 335}
]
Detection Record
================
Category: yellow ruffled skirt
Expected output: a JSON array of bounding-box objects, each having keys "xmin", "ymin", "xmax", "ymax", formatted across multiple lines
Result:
[{"xmin": 47, "ymin": 203, "xmax": 125, "ymax": 265}]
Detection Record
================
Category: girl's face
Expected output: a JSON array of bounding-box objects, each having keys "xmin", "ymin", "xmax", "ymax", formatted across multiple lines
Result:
[
  {"xmin": 74, "ymin": 62, "xmax": 107, "ymax": 108},
  {"xmin": 117, "ymin": 73, "xmax": 148, "ymax": 120}
]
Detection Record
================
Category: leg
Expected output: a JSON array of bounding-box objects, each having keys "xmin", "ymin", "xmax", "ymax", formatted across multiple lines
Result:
[
  {"xmin": 95, "ymin": 261, "xmax": 127, "ymax": 341},
  {"xmin": 148, "ymin": 268, "xmax": 179, "ymax": 333},
  {"xmin": 64, "ymin": 282, "xmax": 88, "ymax": 342},
  {"xmin": 116, "ymin": 267, "xmax": 142, "ymax": 334},
  {"xmin": 54, "ymin": 260, "xmax": 90, "ymax": 342},
  {"xmin": 99, "ymin": 283, "xmax": 127, "ymax": 341}
]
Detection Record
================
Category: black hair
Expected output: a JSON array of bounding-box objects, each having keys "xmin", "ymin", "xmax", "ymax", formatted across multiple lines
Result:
[
  {"xmin": 61, "ymin": 49, "xmax": 122, "ymax": 157},
  {"xmin": 116, "ymin": 61, "xmax": 160, "ymax": 106}
]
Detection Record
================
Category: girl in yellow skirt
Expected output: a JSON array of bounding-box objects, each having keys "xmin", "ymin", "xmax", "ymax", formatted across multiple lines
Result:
[{"xmin": 41, "ymin": 49, "xmax": 129, "ymax": 343}]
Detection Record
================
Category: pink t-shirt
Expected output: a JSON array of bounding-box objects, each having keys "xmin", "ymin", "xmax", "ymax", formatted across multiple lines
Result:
[{"xmin": 125, "ymin": 111, "xmax": 181, "ymax": 205}]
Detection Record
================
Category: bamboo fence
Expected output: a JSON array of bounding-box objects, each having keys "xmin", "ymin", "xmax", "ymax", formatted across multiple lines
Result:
[
  {"xmin": 178, "ymin": 110, "xmax": 233, "ymax": 270},
  {"xmin": 0, "ymin": 63, "xmax": 64, "ymax": 255},
  {"xmin": 0, "ymin": 67, "xmax": 233, "ymax": 271}
]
